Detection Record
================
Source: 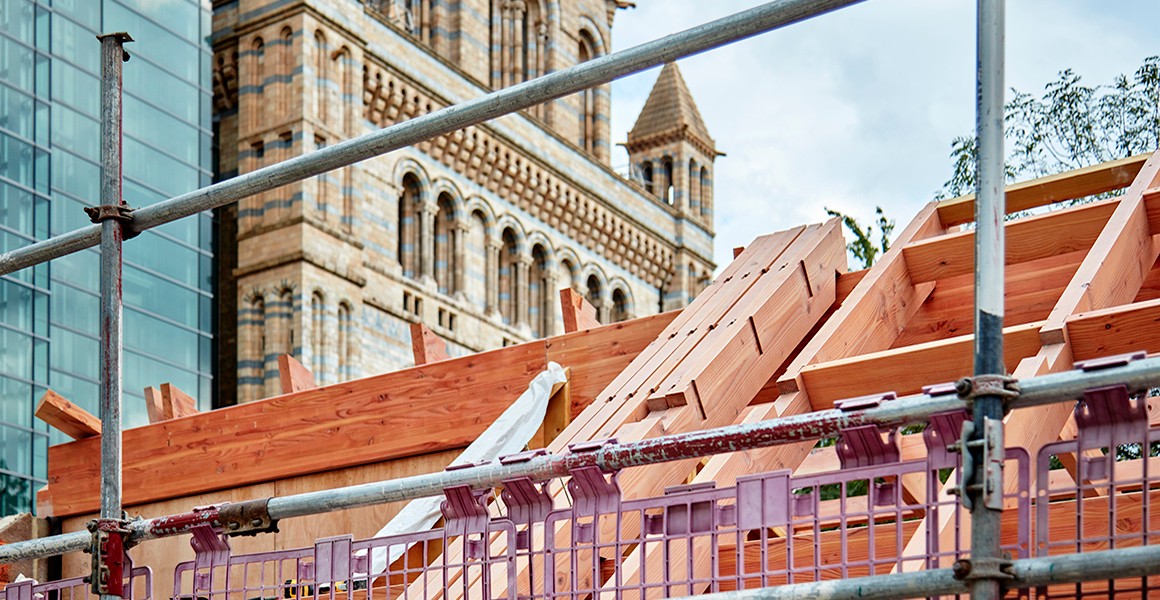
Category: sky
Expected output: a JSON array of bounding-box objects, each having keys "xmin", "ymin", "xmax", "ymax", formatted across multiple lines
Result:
[{"xmin": 607, "ymin": 0, "xmax": 1160, "ymax": 272}]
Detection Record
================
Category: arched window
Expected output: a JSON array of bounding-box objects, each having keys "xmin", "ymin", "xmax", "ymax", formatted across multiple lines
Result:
[
  {"xmin": 496, "ymin": 0, "xmax": 546, "ymax": 88},
  {"xmin": 337, "ymin": 302, "xmax": 352, "ymax": 380},
  {"xmin": 585, "ymin": 274, "xmax": 603, "ymax": 321},
  {"xmin": 244, "ymin": 296, "xmax": 266, "ymax": 403},
  {"xmin": 686, "ymin": 262, "xmax": 697, "ymax": 302},
  {"xmin": 249, "ymin": 38, "xmax": 265, "ymax": 128},
  {"xmin": 688, "ymin": 159, "xmax": 699, "ymax": 213},
  {"xmin": 333, "ymin": 47, "xmax": 352, "ymax": 135},
  {"xmin": 559, "ymin": 257, "xmax": 578, "ymax": 294},
  {"xmin": 278, "ymin": 28, "xmax": 293, "ymax": 119},
  {"xmin": 530, "ymin": 244, "xmax": 550, "ymax": 337},
  {"xmin": 611, "ymin": 288, "xmax": 629, "ymax": 323},
  {"xmin": 499, "ymin": 228, "xmax": 519, "ymax": 325},
  {"xmin": 402, "ymin": 0, "xmax": 435, "ymax": 44},
  {"xmin": 310, "ymin": 292, "xmax": 326, "ymax": 382},
  {"xmin": 434, "ymin": 193, "xmax": 458, "ymax": 295},
  {"xmin": 314, "ymin": 31, "xmax": 328, "ymax": 124},
  {"xmin": 398, "ymin": 173, "xmax": 422, "ymax": 277},
  {"xmin": 700, "ymin": 167, "xmax": 710, "ymax": 217},
  {"xmin": 662, "ymin": 158, "xmax": 675, "ymax": 206},
  {"xmin": 465, "ymin": 209, "xmax": 489, "ymax": 311},
  {"xmin": 577, "ymin": 31, "xmax": 597, "ymax": 154},
  {"xmin": 640, "ymin": 162, "xmax": 654, "ymax": 195}
]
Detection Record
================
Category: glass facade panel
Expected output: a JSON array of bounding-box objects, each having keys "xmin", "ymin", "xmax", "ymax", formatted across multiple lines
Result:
[{"xmin": 0, "ymin": 0, "xmax": 214, "ymax": 516}]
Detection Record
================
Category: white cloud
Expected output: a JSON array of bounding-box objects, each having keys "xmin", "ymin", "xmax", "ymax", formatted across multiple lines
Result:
[{"xmin": 610, "ymin": 1, "xmax": 1160, "ymax": 271}]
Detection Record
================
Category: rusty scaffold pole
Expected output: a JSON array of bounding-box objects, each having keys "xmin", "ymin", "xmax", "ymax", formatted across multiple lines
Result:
[{"xmin": 88, "ymin": 31, "xmax": 134, "ymax": 600}]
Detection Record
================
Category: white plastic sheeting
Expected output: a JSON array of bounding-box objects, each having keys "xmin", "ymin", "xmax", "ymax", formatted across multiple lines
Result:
[{"xmin": 364, "ymin": 361, "xmax": 568, "ymax": 575}]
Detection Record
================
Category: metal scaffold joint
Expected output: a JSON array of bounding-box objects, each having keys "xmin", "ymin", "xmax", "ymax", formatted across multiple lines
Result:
[{"xmin": 86, "ymin": 517, "xmax": 136, "ymax": 597}]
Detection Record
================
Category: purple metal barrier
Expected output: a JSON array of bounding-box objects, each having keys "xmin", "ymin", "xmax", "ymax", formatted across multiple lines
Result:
[
  {"xmin": 1035, "ymin": 384, "xmax": 1160, "ymax": 599},
  {"xmin": 172, "ymin": 418, "xmax": 1030, "ymax": 600},
  {"xmin": 0, "ymin": 566, "xmax": 151, "ymax": 600}
]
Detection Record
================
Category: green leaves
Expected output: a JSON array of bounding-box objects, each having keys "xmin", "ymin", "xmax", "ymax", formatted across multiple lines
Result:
[
  {"xmin": 937, "ymin": 56, "xmax": 1160, "ymax": 199},
  {"xmin": 825, "ymin": 206, "xmax": 895, "ymax": 269}
]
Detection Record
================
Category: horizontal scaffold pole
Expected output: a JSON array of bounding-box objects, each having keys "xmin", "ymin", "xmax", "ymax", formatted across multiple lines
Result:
[
  {"xmin": 2, "ymin": 355, "xmax": 1158, "ymax": 564},
  {"xmin": 658, "ymin": 544, "xmax": 1160, "ymax": 600},
  {"xmin": 0, "ymin": 0, "xmax": 864, "ymax": 277}
]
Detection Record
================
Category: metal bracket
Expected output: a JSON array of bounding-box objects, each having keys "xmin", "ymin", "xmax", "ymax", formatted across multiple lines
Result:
[
  {"xmin": 96, "ymin": 32, "xmax": 134, "ymax": 62},
  {"xmin": 948, "ymin": 417, "xmax": 1005, "ymax": 510},
  {"xmin": 84, "ymin": 204, "xmax": 139, "ymax": 239},
  {"xmin": 86, "ymin": 517, "xmax": 134, "ymax": 596},
  {"xmin": 218, "ymin": 498, "xmax": 279, "ymax": 537},
  {"xmin": 955, "ymin": 374, "xmax": 1020, "ymax": 408},
  {"xmin": 952, "ymin": 555, "xmax": 1014, "ymax": 581}
]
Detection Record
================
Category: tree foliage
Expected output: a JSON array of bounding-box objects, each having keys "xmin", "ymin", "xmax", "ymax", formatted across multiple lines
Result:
[
  {"xmin": 825, "ymin": 206, "xmax": 895, "ymax": 269},
  {"xmin": 938, "ymin": 56, "xmax": 1160, "ymax": 199}
]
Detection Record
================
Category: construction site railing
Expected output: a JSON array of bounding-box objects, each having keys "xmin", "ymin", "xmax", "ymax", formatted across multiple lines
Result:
[{"xmin": 3, "ymin": 0, "xmax": 1156, "ymax": 598}]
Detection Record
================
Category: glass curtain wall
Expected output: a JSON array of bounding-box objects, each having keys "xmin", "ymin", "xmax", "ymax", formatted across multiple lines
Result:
[{"xmin": 0, "ymin": 0, "xmax": 214, "ymax": 515}]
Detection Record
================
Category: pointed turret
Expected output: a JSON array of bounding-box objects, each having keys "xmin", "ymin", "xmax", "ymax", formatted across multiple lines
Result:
[
  {"xmin": 624, "ymin": 62, "xmax": 718, "ymax": 312},
  {"xmin": 627, "ymin": 62, "xmax": 717, "ymax": 158}
]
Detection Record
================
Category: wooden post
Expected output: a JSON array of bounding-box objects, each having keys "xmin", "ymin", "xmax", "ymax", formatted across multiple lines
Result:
[
  {"xmin": 277, "ymin": 354, "xmax": 318, "ymax": 394},
  {"xmin": 410, "ymin": 322, "xmax": 450, "ymax": 365},
  {"xmin": 559, "ymin": 288, "xmax": 601, "ymax": 333},
  {"xmin": 35, "ymin": 390, "xmax": 101, "ymax": 440},
  {"xmin": 144, "ymin": 383, "xmax": 200, "ymax": 423}
]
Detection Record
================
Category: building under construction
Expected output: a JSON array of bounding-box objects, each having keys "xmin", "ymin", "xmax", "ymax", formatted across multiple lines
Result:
[{"xmin": 3, "ymin": 1, "xmax": 1160, "ymax": 600}]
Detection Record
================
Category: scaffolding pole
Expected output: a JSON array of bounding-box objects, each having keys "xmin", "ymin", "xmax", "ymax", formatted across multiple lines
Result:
[
  {"xmin": 658, "ymin": 544, "xmax": 1160, "ymax": 600},
  {"xmin": 2, "ymin": 355, "xmax": 1159, "ymax": 565},
  {"xmin": 967, "ymin": 2, "xmax": 1007, "ymax": 598},
  {"xmin": 0, "ymin": 0, "xmax": 866, "ymax": 278}
]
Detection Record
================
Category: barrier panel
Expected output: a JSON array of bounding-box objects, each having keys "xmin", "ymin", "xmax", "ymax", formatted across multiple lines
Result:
[
  {"xmin": 171, "ymin": 413, "xmax": 1031, "ymax": 600},
  {"xmin": 0, "ymin": 566, "xmax": 151, "ymax": 600},
  {"xmin": 1035, "ymin": 385, "xmax": 1160, "ymax": 599}
]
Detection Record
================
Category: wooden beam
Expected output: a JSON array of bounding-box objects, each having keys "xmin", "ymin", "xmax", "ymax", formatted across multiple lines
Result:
[
  {"xmin": 530, "ymin": 369, "xmax": 571, "ymax": 449},
  {"xmin": 1041, "ymin": 151, "xmax": 1160, "ymax": 345},
  {"xmin": 545, "ymin": 310, "xmax": 678, "ymax": 416},
  {"xmin": 278, "ymin": 355, "xmax": 317, "ymax": 394},
  {"xmin": 936, "ymin": 152, "xmax": 1150, "ymax": 226},
  {"xmin": 559, "ymin": 288, "xmax": 601, "ymax": 333},
  {"xmin": 39, "ymin": 342, "xmax": 549, "ymax": 517},
  {"xmin": 835, "ymin": 268, "xmax": 867, "ymax": 305},
  {"xmin": 903, "ymin": 197, "xmax": 1117, "ymax": 283},
  {"xmin": 1066, "ymin": 297, "xmax": 1160, "ymax": 361},
  {"xmin": 778, "ymin": 202, "xmax": 945, "ymax": 395},
  {"xmin": 35, "ymin": 390, "xmax": 100, "ymax": 440},
  {"xmin": 798, "ymin": 322, "xmax": 1044, "ymax": 410},
  {"xmin": 408, "ymin": 323, "xmax": 450, "ymax": 366},
  {"xmin": 144, "ymin": 383, "xmax": 199, "ymax": 423}
]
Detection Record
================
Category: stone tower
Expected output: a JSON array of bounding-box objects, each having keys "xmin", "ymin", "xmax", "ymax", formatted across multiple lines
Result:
[
  {"xmin": 212, "ymin": 0, "xmax": 717, "ymax": 404},
  {"xmin": 625, "ymin": 63, "xmax": 720, "ymax": 311}
]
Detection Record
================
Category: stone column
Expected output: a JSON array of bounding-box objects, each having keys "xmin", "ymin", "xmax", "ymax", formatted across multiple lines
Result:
[
  {"xmin": 544, "ymin": 271, "xmax": 561, "ymax": 336},
  {"xmin": 515, "ymin": 254, "xmax": 532, "ymax": 329},
  {"xmin": 500, "ymin": 2, "xmax": 513, "ymax": 88},
  {"xmin": 452, "ymin": 221, "xmax": 468, "ymax": 299},
  {"xmin": 486, "ymin": 238, "xmax": 502, "ymax": 318},
  {"xmin": 419, "ymin": 204, "xmax": 436, "ymax": 286}
]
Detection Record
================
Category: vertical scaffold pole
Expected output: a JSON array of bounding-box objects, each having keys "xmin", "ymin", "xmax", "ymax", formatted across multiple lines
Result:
[
  {"xmin": 91, "ymin": 31, "xmax": 133, "ymax": 600},
  {"xmin": 970, "ymin": 1, "xmax": 1007, "ymax": 599}
]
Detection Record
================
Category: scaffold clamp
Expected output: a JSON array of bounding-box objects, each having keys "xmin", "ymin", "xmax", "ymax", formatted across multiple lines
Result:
[
  {"xmin": 218, "ymin": 498, "xmax": 279, "ymax": 537},
  {"xmin": 955, "ymin": 374, "xmax": 1020, "ymax": 409},
  {"xmin": 86, "ymin": 517, "xmax": 134, "ymax": 596}
]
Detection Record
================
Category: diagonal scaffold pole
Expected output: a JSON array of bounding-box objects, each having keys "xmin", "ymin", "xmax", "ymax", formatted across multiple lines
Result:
[{"xmin": 0, "ymin": 0, "xmax": 866, "ymax": 278}]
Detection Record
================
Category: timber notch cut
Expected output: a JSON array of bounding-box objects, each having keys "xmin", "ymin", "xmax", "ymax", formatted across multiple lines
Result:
[{"xmin": 28, "ymin": 150, "xmax": 1160, "ymax": 596}]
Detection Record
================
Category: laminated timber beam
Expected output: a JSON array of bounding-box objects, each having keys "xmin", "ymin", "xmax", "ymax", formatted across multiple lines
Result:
[
  {"xmin": 936, "ymin": 152, "xmax": 1150, "ymax": 227},
  {"xmin": 35, "ymin": 390, "xmax": 100, "ymax": 440},
  {"xmin": 419, "ymin": 221, "xmax": 847, "ymax": 600},
  {"xmin": 903, "ymin": 150, "xmax": 1160, "ymax": 571},
  {"xmin": 277, "ymin": 355, "xmax": 317, "ymax": 394},
  {"xmin": 409, "ymin": 323, "xmax": 450, "ymax": 365},
  {"xmin": 143, "ymin": 383, "xmax": 199, "ymax": 423},
  {"xmin": 559, "ymin": 288, "xmax": 602, "ymax": 333},
  {"xmin": 38, "ymin": 309, "xmax": 676, "ymax": 518},
  {"xmin": 604, "ymin": 205, "xmax": 946, "ymax": 593}
]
